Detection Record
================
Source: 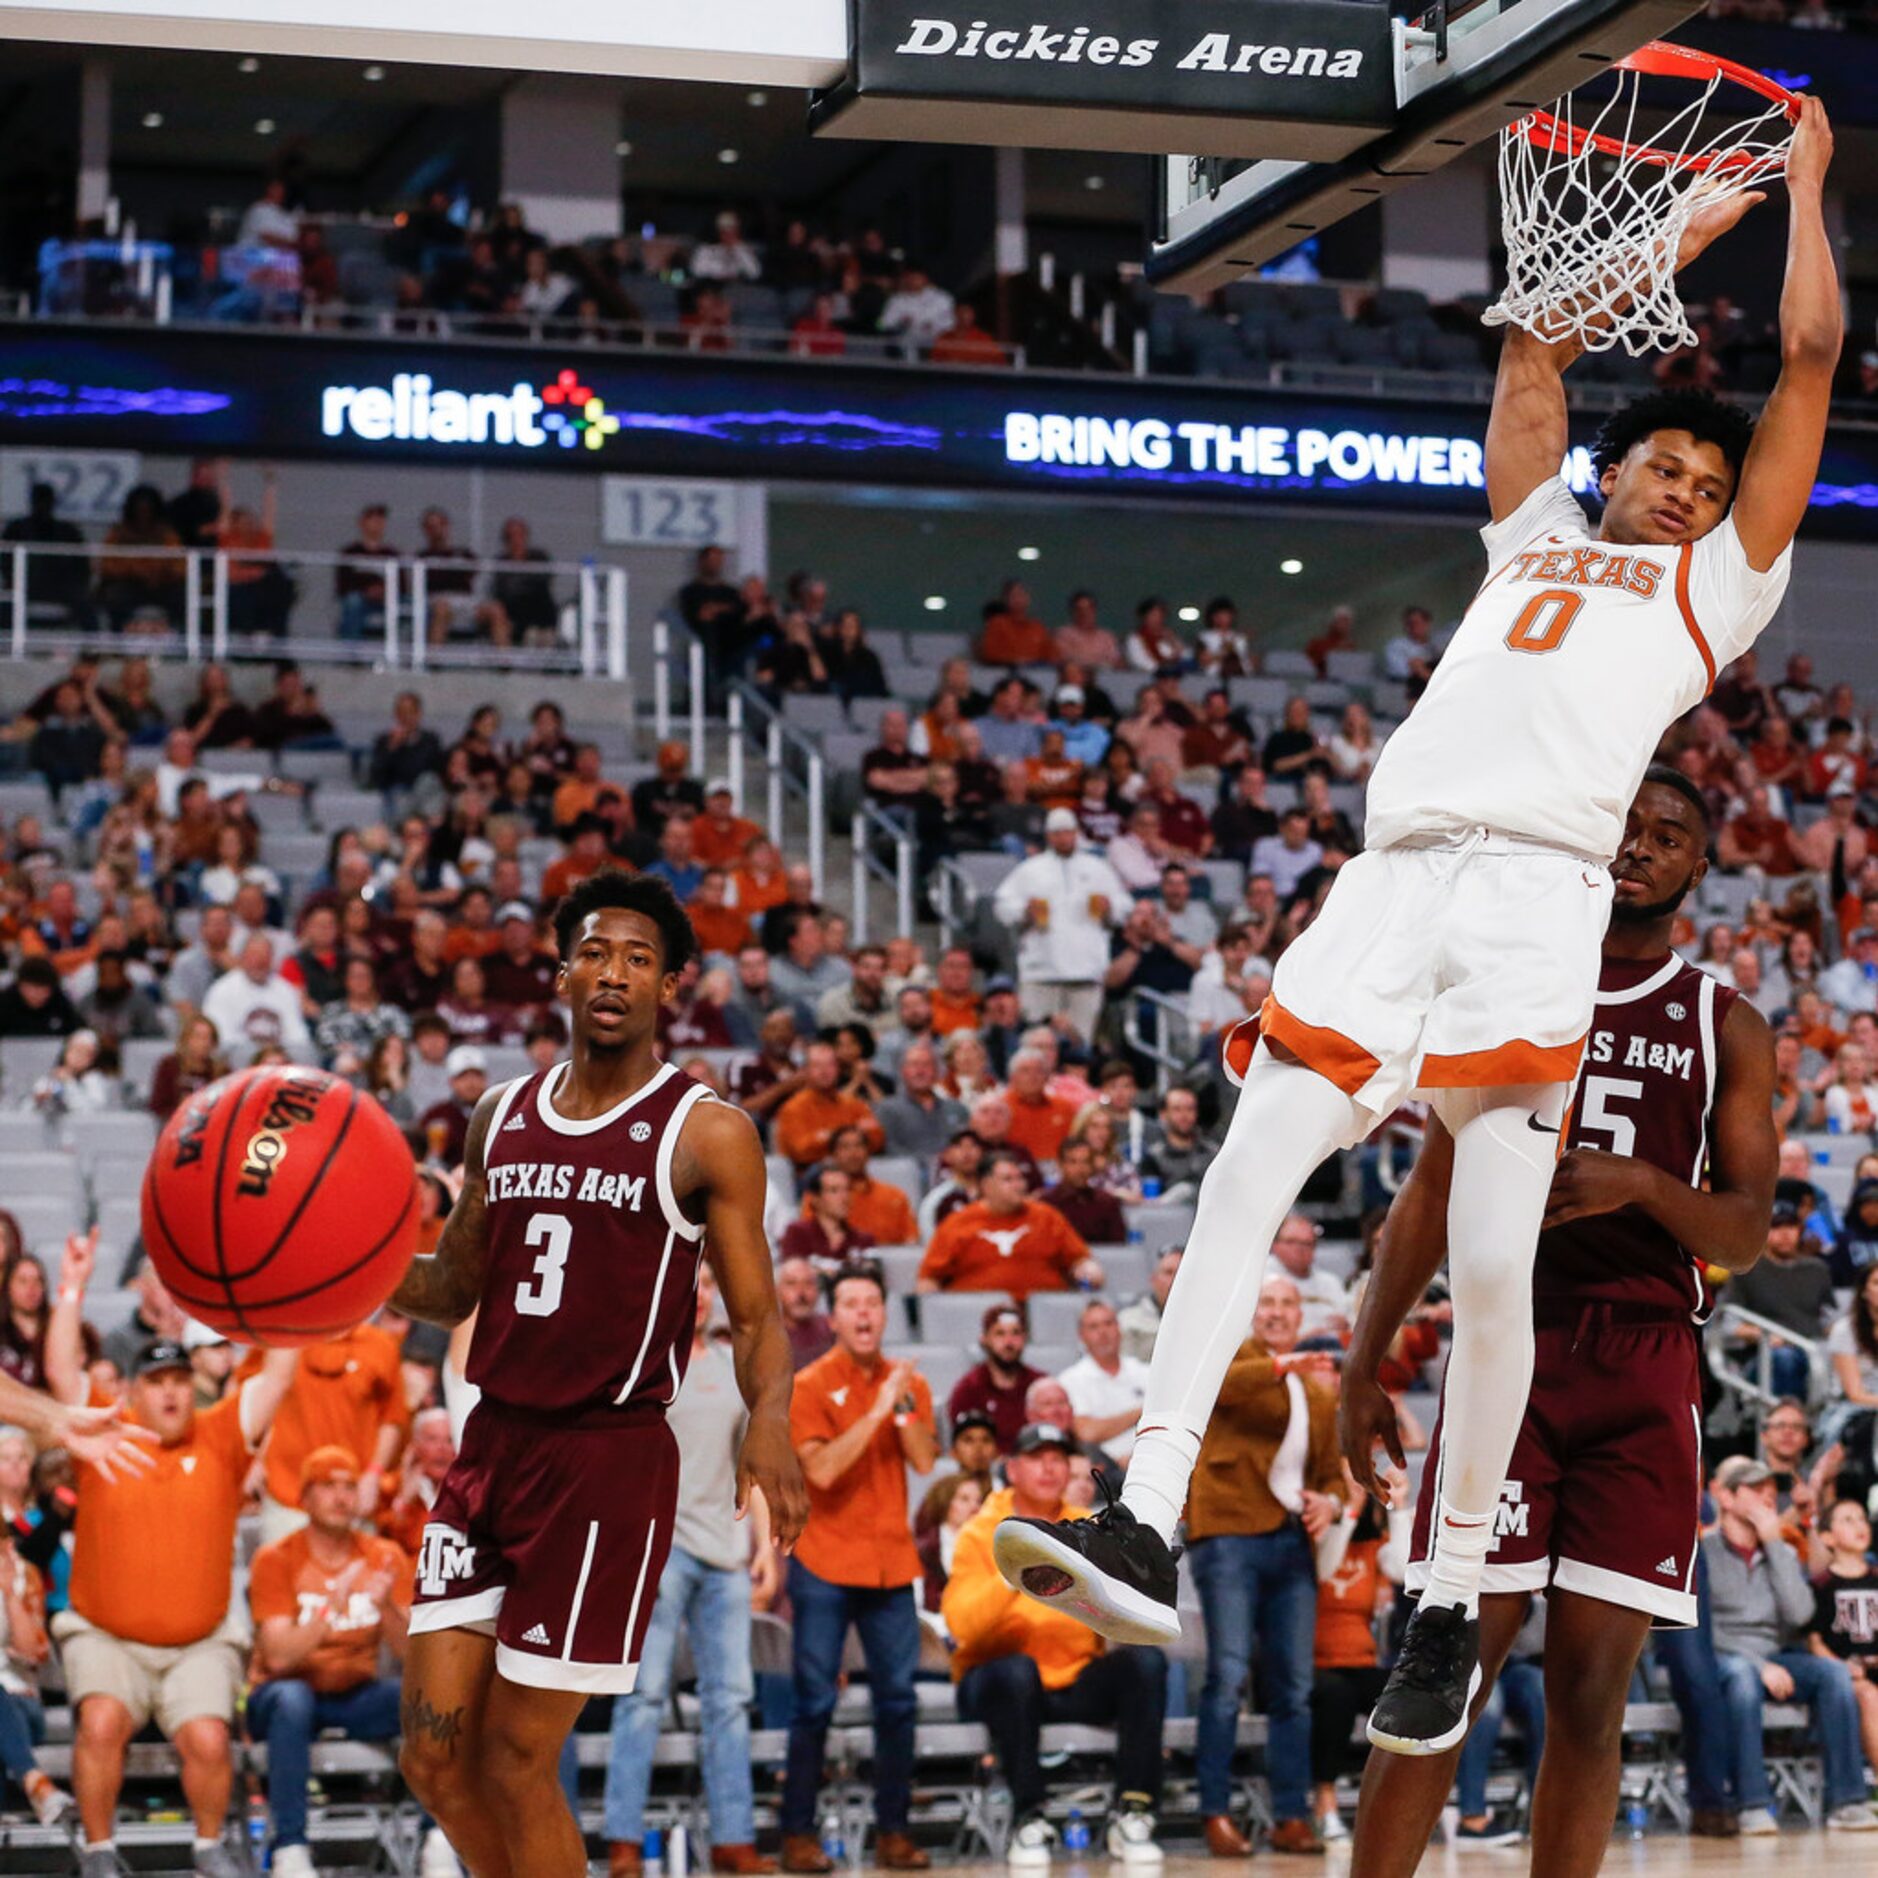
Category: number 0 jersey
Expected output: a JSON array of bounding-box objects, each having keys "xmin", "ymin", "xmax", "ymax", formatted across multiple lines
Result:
[
  {"xmin": 466, "ymin": 1061, "xmax": 716, "ymax": 1418},
  {"xmin": 1364, "ymin": 478, "xmax": 1792, "ymax": 862},
  {"xmin": 1538, "ymin": 952, "xmax": 1741, "ymax": 1320}
]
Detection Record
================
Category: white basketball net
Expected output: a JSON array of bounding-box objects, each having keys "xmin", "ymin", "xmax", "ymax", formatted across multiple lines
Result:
[{"xmin": 1485, "ymin": 60, "xmax": 1795, "ymax": 355}]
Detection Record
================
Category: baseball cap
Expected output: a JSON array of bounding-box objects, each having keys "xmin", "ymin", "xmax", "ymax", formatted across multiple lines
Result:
[
  {"xmin": 496, "ymin": 900, "xmax": 535, "ymax": 926},
  {"xmin": 1770, "ymin": 1198, "xmax": 1802, "ymax": 1226},
  {"xmin": 1854, "ymin": 928, "xmax": 1878, "ymax": 948},
  {"xmin": 1012, "ymin": 1421, "xmax": 1074, "ymax": 1456},
  {"xmin": 1044, "ymin": 807, "xmax": 1079, "ymax": 835},
  {"xmin": 950, "ymin": 1409, "xmax": 997, "ymax": 1440},
  {"xmin": 445, "ymin": 1044, "xmax": 488, "ymax": 1078},
  {"xmin": 181, "ymin": 1318, "xmax": 229, "ymax": 1351},
  {"xmin": 981, "ymin": 1303, "xmax": 1025, "ymax": 1335},
  {"xmin": 135, "ymin": 1339, "xmax": 191, "ymax": 1378},
  {"xmin": 706, "ymin": 777, "xmax": 733, "ymax": 797},
  {"xmin": 1054, "ymin": 685, "xmax": 1085, "ymax": 707},
  {"xmin": 300, "ymin": 1444, "xmax": 361, "ymax": 1495},
  {"xmin": 1713, "ymin": 1455, "xmax": 1774, "ymax": 1491},
  {"xmin": 986, "ymin": 973, "xmax": 1016, "ymax": 995}
]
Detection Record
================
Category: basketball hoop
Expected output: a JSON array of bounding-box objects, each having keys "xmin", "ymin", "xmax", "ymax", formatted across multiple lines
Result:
[{"xmin": 1484, "ymin": 42, "xmax": 1802, "ymax": 355}]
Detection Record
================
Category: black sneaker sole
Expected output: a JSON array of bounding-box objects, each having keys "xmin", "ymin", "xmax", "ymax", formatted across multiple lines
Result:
[
  {"xmin": 991, "ymin": 1518, "xmax": 1181, "ymax": 1645},
  {"xmin": 1364, "ymin": 1659, "xmax": 1482, "ymax": 1757}
]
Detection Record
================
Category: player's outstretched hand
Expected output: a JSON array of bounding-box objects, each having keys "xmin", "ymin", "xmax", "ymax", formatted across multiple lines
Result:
[
  {"xmin": 1786, "ymin": 94, "xmax": 1832, "ymax": 199},
  {"xmin": 53, "ymin": 1398, "xmax": 158, "ymax": 1481},
  {"xmin": 1675, "ymin": 186, "xmax": 1764, "ymax": 275},
  {"xmin": 1337, "ymin": 1369, "xmax": 1406, "ymax": 1508},
  {"xmin": 737, "ymin": 1415, "xmax": 810, "ymax": 1556}
]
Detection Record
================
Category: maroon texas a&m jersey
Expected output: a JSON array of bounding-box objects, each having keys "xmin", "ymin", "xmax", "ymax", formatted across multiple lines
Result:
[
  {"xmin": 1537, "ymin": 953, "xmax": 1740, "ymax": 1320},
  {"xmin": 466, "ymin": 1060, "xmax": 716, "ymax": 1416}
]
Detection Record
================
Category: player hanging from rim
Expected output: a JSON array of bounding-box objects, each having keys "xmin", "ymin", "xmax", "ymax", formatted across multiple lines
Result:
[
  {"xmin": 994, "ymin": 97, "xmax": 1838, "ymax": 1755},
  {"xmin": 1340, "ymin": 770, "xmax": 1831, "ymax": 1874},
  {"xmin": 388, "ymin": 871, "xmax": 809, "ymax": 1878}
]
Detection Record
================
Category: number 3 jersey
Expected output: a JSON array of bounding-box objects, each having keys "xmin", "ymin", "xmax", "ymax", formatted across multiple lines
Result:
[
  {"xmin": 1364, "ymin": 477, "xmax": 1792, "ymax": 862},
  {"xmin": 1540, "ymin": 952, "xmax": 1741, "ymax": 1320},
  {"xmin": 466, "ymin": 1061, "xmax": 716, "ymax": 1418}
]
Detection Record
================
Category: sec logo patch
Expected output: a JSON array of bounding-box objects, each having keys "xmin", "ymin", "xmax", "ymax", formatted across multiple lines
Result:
[
  {"xmin": 630, "ymin": 1121, "xmax": 653, "ymax": 1142},
  {"xmin": 1665, "ymin": 1002, "xmax": 1685, "ymax": 1021}
]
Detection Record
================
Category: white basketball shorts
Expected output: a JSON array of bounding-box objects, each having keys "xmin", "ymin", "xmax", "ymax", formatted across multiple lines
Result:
[{"xmin": 1224, "ymin": 833, "xmax": 1613, "ymax": 1121}]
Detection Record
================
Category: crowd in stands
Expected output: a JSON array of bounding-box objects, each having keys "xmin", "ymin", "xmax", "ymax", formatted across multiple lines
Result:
[{"xmin": 0, "ymin": 544, "xmax": 1877, "ymax": 1862}]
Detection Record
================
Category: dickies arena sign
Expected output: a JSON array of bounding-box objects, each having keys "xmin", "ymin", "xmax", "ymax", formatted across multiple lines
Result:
[{"xmin": 808, "ymin": 0, "xmax": 1396, "ymax": 155}]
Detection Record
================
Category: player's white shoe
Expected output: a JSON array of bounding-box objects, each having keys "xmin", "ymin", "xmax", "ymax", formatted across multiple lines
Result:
[
  {"xmin": 1105, "ymin": 1804, "xmax": 1163, "ymax": 1867},
  {"xmin": 1737, "ymin": 1808, "xmax": 1778, "ymax": 1836},
  {"xmin": 268, "ymin": 1847, "xmax": 318, "ymax": 1878},
  {"xmin": 1006, "ymin": 1814, "xmax": 1055, "ymax": 1869}
]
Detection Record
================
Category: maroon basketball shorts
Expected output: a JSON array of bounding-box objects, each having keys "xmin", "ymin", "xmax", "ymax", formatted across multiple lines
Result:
[
  {"xmin": 1407, "ymin": 1306, "xmax": 1703, "ymax": 1627},
  {"xmin": 408, "ymin": 1398, "xmax": 680, "ymax": 1693}
]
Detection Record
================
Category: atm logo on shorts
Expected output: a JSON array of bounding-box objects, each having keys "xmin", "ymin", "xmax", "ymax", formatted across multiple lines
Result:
[
  {"xmin": 418, "ymin": 1525, "xmax": 479, "ymax": 1598},
  {"xmin": 1488, "ymin": 1480, "xmax": 1529, "ymax": 1552}
]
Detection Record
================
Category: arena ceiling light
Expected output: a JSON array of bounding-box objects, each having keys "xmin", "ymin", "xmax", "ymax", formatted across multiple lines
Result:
[
  {"xmin": 140, "ymin": 109, "xmax": 163, "ymax": 127},
  {"xmin": 615, "ymin": 139, "xmax": 633, "ymax": 156},
  {"xmin": 923, "ymin": 595, "xmax": 946, "ymax": 611},
  {"xmin": 1016, "ymin": 545, "xmax": 1040, "ymax": 561},
  {"xmin": 254, "ymin": 116, "xmax": 276, "ymax": 134},
  {"xmin": 716, "ymin": 147, "xmax": 740, "ymax": 164},
  {"xmin": 362, "ymin": 63, "xmax": 385, "ymax": 79},
  {"xmin": 1280, "ymin": 558, "xmax": 1304, "ymax": 574},
  {"xmin": 1178, "ymin": 605, "xmax": 1200, "ymax": 621},
  {"xmin": 237, "ymin": 54, "xmax": 259, "ymax": 71}
]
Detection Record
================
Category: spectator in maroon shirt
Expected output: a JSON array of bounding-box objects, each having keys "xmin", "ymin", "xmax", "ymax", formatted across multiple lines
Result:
[
  {"xmin": 1141, "ymin": 756, "xmax": 1213, "ymax": 859},
  {"xmin": 1039, "ymin": 1138, "xmax": 1128, "ymax": 1247},
  {"xmin": 148, "ymin": 1014, "xmax": 228, "ymax": 1121},
  {"xmin": 945, "ymin": 1303, "xmax": 1044, "ymax": 1454},
  {"xmin": 776, "ymin": 1255, "xmax": 835, "ymax": 1372},
  {"xmin": 777, "ymin": 1166, "xmax": 877, "ymax": 1271},
  {"xmin": 482, "ymin": 902, "xmax": 556, "ymax": 1014},
  {"xmin": 735, "ymin": 1010, "xmax": 809, "ymax": 1143},
  {"xmin": 416, "ymin": 1045, "xmax": 488, "ymax": 1169},
  {"xmin": 387, "ymin": 909, "xmax": 450, "ymax": 1010}
]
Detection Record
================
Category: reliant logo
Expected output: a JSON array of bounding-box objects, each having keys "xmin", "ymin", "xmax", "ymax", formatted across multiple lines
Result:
[
  {"xmin": 319, "ymin": 368, "xmax": 623, "ymax": 451},
  {"xmin": 893, "ymin": 18, "xmax": 1366, "ymax": 78}
]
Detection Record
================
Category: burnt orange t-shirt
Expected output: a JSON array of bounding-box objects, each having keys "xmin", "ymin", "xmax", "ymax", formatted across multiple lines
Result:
[
  {"xmin": 694, "ymin": 814, "xmax": 764, "ymax": 870},
  {"xmin": 249, "ymin": 1527, "xmax": 415, "ymax": 1693},
  {"xmin": 799, "ymin": 1176, "xmax": 917, "ymax": 1247},
  {"xmin": 71, "ymin": 1388, "xmax": 253, "ymax": 1646},
  {"xmin": 690, "ymin": 904, "xmax": 754, "ymax": 957},
  {"xmin": 929, "ymin": 989, "xmax": 983, "ymax": 1037},
  {"xmin": 732, "ymin": 867, "xmax": 790, "ymax": 918},
  {"xmin": 791, "ymin": 1346, "xmax": 931, "ymax": 1588},
  {"xmin": 241, "ymin": 1326, "xmax": 409, "ymax": 1508},
  {"xmin": 918, "ymin": 1200, "xmax": 1089, "ymax": 1299},
  {"xmin": 1005, "ymin": 1091, "xmax": 1079, "ymax": 1165},
  {"xmin": 774, "ymin": 1088, "xmax": 883, "ymax": 1168},
  {"xmin": 1024, "ymin": 757, "xmax": 1083, "ymax": 811},
  {"xmin": 1315, "ymin": 1535, "xmax": 1385, "ymax": 1669}
]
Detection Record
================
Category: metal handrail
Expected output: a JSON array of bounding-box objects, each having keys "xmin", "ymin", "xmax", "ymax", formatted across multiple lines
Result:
[
  {"xmin": 0, "ymin": 540, "xmax": 627, "ymax": 674},
  {"xmin": 1706, "ymin": 1300, "xmax": 1830, "ymax": 1412},
  {"xmin": 724, "ymin": 678, "xmax": 825, "ymax": 902},
  {"xmin": 1121, "ymin": 985, "xmax": 1200, "ymax": 1098},
  {"xmin": 850, "ymin": 802, "xmax": 916, "ymax": 943}
]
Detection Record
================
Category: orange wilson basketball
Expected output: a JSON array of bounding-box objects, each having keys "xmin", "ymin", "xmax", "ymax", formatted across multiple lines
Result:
[{"xmin": 140, "ymin": 1063, "xmax": 421, "ymax": 1347}]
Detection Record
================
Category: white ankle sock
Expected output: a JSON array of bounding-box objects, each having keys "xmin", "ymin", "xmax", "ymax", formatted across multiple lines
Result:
[
  {"xmin": 1418, "ymin": 1083, "xmax": 1561, "ymax": 1616},
  {"xmin": 1120, "ymin": 1049, "xmax": 1361, "ymax": 1546}
]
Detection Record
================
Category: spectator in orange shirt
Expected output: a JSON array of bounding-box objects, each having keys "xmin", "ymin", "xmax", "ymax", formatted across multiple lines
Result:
[
  {"xmin": 917, "ymin": 1152, "xmax": 1104, "ymax": 1299},
  {"xmin": 244, "ymin": 1321, "xmax": 410, "ymax": 1543},
  {"xmin": 550, "ymin": 743, "xmax": 624, "ymax": 835},
  {"xmin": 976, "ymin": 580, "xmax": 1053, "ymax": 668},
  {"xmin": 1717, "ymin": 786, "xmax": 1800, "ymax": 877},
  {"xmin": 690, "ymin": 869, "xmax": 754, "ymax": 961},
  {"xmin": 783, "ymin": 1264, "xmax": 936, "ymax": 1872},
  {"xmin": 773, "ymin": 1039, "xmax": 885, "ymax": 1169},
  {"xmin": 928, "ymin": 947, "xmax": 982, "ymax": 1037},
  {"xmin": 817, "ymin": 1125, "xmax": 918, "ymax": 1244},
  {"xmin": 692, "ymin": 782, "xmax": 763, "ymax": 870},
  {"xmin": 732, "ymin": 835, "xmax": 790, "ymax": 923},
  {"xmin": 778, "ymin": 1166, "xmax": 878, "ymax": 1270},
  {"xmin": 1024, "ymin": 731, "xmax": 1083, "ymax": 812},
  {"xmin": 540, "ymin": 814, "xmax": 614, "ymax": 903},
  {"xmin": 247, "ymin": 1445, "xmax": 422, "ymax": 1878},
  {"xmin": 378, "ymin": 1406, "xmax": 455, "ymax": 1559},
  {"xmin": 44, "ymin": 1239, "xmax": 298, "ymax": 1875},
  {"xmin": 1004, "ymin": 1050, "xmax": 1079, "ymax": 1165},
  {"xmin": 927, "ymin": 305, "xmax": 1008, "ymax": 367}
]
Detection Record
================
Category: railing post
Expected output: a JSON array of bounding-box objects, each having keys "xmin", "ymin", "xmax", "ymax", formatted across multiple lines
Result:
[
  {"xmin": 727, "ymin": 691, "xmax": 745, "ymax": 814},
  {"xmin": 183, "ymin": 551, "xmax": 202, "ymax": 662},
  {"xmin": 850, "ymin": 810, "xmax": 868, "ymax": 946},
  {"xmin": 896, "ymin": 827, "xmax": 914, "ymax": 937},
  {"xmin": 578, "ymin": 564, "xmax": 599, "ymax": 677},
  {"xmin": 382, "ymin": 560, "xmax": 401, "ymax": 668},
  {"xmin": 807, "ymin": 751, "xmax": 825, "ymax": 902},
  {"xmin": 766, "ymin": 721, "xmax": 783, "ymax": 844},
  {"xmin": 211, "ymin": 551, "xmax": 229, "ymax": 657},
  {"xmin": 10, "ymin": 547, "xmax": 25, "ymax": 659},
  {"xmin": 653, "ymin": 619, "xmax": 671, "ymax": 744},
  {"xmin": 606, "ymin": 568, "xmax": 628, "ymax": 682},
  {"xmin": 410, "ymin": 563, "xmax": 428, "ymax": 670},
  {"xmin": 688, "ymin": 639, "xmax": 706, "ymax": 775}
]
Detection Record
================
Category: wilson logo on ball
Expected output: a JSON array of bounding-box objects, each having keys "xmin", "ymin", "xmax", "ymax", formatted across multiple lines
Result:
[{"xmin": 236, "ymin": 1081, "xmax": 324, "ymax": 1199}]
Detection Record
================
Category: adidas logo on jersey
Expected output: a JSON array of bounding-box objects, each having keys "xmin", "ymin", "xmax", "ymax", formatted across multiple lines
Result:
[
  {"xmin": 1655, "ymin": 1556, "xmax": 1678, "ymax": 1577},
  {"xmin": 522, "ymin": 1623, "xmax": 551, "ymax": 1645},
  {"xmin": 504, "ymin": 1112, "xmax": 528, "ymax": 1132}
]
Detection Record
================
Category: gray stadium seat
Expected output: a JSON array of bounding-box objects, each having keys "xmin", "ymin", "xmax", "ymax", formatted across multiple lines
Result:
[
  {"xmin": 1325, "ymin": 649, "xmax": 1378, "ymax": 684},
  {"xmin": 312, "ymin": 787, "xmax": 383, "ymax": 830},
  {"xmin": 1026, "ymin": 1290, "xmax": 1098, "ymax": 1346},
  {"xmin": 94, "ymin": 1194, "xmax": 141, "ymax": 1248},
  {"xmin": 0, "ymin": 1154, "xmax": 84, "ymax": 1201},
  {"xmin": 916, "ymin": 1290, "xmax": 1014, "ymax": 1349},
  {"xmin": 118, "ymin": 1038, "xmax": 173, "ymax": 1090},
  {"xmin": 873, "ymin": 1246, "xmax": 924, "ymax": 1295},
  {"xmin": 0, "ymin": 1112, "xmax": 54, "ymax": 1153},
  {"xmin": 781, "ymin": 695, "xmax": 848, "ymax": 737},
  {"xmin": 869, "ymin": 1155, "xmax": 922, "ymax": 1215},
  {"xmin": 278, "ymin": 748, "xmax": 356, "ymax": 786},
  {"xmin": 64, "ymin": 1111, "xmax": 159, "ymax": 1166},
  {"xmin": 1262, "ymin": 650, "xmax": 1315, "ymax": 678},
  {"xmin": 249, "ymin": 791, "xmax": 308, "ymax": 833},
  {"xmin": 1100, "ymin": 1242, "xmax": 1156, "ymax": 1296}
]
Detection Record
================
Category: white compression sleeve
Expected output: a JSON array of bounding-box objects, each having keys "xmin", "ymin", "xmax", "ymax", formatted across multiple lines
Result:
[
  {"xmin": 1121, "ymin": 1046, "xmax": 1364, "ymax": 1543},
  {"xmin": 1419, "ymin": 1080, "xmax": 1565, "ymax": 1615}
]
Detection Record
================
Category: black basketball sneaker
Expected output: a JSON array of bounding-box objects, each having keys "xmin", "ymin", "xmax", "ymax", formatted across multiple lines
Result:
[
  {"xmin": 1365, "ymin": 1600, "xmax": 1482, "ymax": 1755},
  {"xmin": 992, "ymin": 1494, "xmax": 1181, "ymax": 1645}
]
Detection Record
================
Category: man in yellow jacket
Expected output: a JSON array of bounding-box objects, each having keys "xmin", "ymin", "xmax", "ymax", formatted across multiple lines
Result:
[{"xmin": 943, "ymin": 1423, "xmax": 1167, "ymax": 1869}]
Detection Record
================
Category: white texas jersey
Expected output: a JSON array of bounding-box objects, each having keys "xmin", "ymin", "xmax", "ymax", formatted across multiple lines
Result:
[{"xmin": 1364, "ymin": 478, "xmax": 1791, "ymax": 862}]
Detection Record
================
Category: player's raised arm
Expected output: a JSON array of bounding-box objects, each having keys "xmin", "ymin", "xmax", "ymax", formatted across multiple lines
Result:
[
  {"xmin": 388, "ymin": 1084, "xmax": 502, "ymax": 1328},
  {"xmin": 1485, "ymin": 328, "xmax": 1582, "ymax": 523},
  {"xmin": 1339, "ymin": 1122, "xmax": 1454, "ymax": 1503},
  {"xmin": 1543, "ymin": 1001, "xmax": 1778, "ymax": 1270},
  {"xmin": 685, "ymin": 1099, "xmax": 810, "ymax": 1554},
  {"xmin": 1731, "ymin": 97, "xmax": 1840, "ymax": 571}
]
